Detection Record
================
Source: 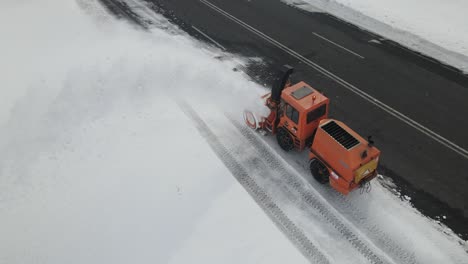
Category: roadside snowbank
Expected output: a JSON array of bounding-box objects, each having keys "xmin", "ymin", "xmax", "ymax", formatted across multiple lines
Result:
[
  {"xmin": 0, "ymin": 1, "xmax": 305, "ymax": 263},
  {"xmin": 283, "ymin": 0, "xmax": 468, "ymax": 72}
]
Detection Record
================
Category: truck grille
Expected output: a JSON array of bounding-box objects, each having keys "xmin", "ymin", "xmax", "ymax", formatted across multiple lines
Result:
[{"xmin": 321, "ymin": 121, "xmax": 360, "ymax": 150}]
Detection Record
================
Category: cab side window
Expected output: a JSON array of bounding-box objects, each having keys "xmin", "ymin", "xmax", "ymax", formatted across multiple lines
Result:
[
  {"xmin": 307, "ymin": 104, "xmax": 327, "ymax": 124},
  {"xmin": 285, "ymin": 104, "xmax": 299, "ymax": 124}
]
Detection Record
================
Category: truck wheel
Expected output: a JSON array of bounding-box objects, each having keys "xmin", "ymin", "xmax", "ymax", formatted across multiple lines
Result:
[
  {"xmin": 310, "ymin": 159, "xmax": 329, "ymax": 184},
  {"xmin": 277, "ymin": 127, "xmax": 294, "ymax": 151}
]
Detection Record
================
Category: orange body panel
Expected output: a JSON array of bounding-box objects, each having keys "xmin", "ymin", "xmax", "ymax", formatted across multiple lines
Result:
[
  {"xmin": 277, "ymin": 82, "xmax": 330, "ymax": 150},
  {"xmin": 310, "ymin": 119, "xmax": 381, "ymax": 194},
  {"xmin": 281, "ymin": 82, "xmax": 329, "ymax": 112}
]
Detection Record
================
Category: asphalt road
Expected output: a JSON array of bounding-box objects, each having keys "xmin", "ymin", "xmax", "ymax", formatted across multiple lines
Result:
[{"xmin": 99, "ymin": 0, "xmax": 468, "ymax": 239}]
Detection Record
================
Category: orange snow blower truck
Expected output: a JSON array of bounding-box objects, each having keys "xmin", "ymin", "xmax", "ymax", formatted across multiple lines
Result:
[{"xmin": 244, "ymin": 65, "xmax": 381, "ymax": 195}]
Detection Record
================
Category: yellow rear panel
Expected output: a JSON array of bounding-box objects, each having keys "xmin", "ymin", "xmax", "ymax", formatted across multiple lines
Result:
[{"xmin": 354, "ymin": 158, "xmax": 378, "ymax": 183}]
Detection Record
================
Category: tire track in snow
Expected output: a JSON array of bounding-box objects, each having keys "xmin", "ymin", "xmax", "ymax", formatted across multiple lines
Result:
[
  {"xmin": 226, "ymin": 115, "xmax": 396, "ymax": 264},
  {"xmin": 291, "ymin": 155, "xmax": 417, "ymax": 263},
  {"xmin": 178, "ymin": 101, "xmax": 330, "ymax": 264},
  {"xmin": 321, "ymin": 181, "xmax": 417, "ymax": 264}
]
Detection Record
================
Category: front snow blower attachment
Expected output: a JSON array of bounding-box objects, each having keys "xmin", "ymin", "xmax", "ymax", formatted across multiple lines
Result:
[
  {"xmin": 243, "ymin": 110, "xmax": 258, "ymax": 130},
  {"xmin": 243, "ymin": 65, "xmax": 381, "ymax": 195}
]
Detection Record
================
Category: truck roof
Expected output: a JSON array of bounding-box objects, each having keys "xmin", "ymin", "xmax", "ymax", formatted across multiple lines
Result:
[{"xmin": 282, "ymin": 81, "xmax": 329, "ymax": 111}]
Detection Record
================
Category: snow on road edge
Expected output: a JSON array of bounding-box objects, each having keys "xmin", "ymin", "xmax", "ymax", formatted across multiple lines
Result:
[{"xmin": 282, "ymin": 0, "xmax": 468, "ymax": 73}]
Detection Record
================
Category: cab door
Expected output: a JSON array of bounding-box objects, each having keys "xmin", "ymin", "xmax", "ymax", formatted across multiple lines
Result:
[{"xmin": 282, "ymin": 103, "xmax": 300, "ymax": 137}]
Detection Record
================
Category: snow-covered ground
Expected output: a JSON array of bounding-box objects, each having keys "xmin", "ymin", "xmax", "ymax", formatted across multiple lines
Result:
[
  {"xmin": 0, "ymin": 1, "xmax": 306, "ymax": 263},
  {"xmin": 1, "ymin": 0, "xmax": 467, "ymax": 263},
  {"xmin": 283, "ymin": 0, "xmax": 468, "ymax": 72}
]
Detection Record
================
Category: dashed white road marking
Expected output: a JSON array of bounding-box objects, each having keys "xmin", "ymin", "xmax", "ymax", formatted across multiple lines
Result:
[
  {"xmin": 199, "ymin": 0, "xmax": 468, "ymax": 160},
  {"xmin": 312, "ymin": 32, "xmax": 365, "ymax": 59},
  {"xmin": 192, "ymin": 25, "xmax": 227, "ymax": 50}
]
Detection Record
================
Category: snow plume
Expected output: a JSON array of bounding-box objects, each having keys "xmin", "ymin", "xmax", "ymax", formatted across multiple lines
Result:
[
  {"xmin": 0, "ymin": 0, "xmax": 262, "ymax": 126},
  {"xmin": 0, "ymin": 1, "xmax": 302, "ymax": 264},
  {"xmin": 0, "ymin": 0, "xmax": 265, "ymax": 190}
]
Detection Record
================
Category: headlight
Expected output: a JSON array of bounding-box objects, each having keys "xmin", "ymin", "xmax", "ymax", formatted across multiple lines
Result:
[{"xmin": 331, "ymin": 171, "xmax": 339, "ymax": 180}]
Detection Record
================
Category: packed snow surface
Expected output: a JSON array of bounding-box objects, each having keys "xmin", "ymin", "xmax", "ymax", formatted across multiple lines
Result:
[
  {"xmin": 0, "ymin": 0, "xmax": 467, "ymax": 263},
  {"xmin": 283, "ymin": 0, "xmax": 468, "ymax": 72},
  {"xmin": 0, "ymin": 1, "xmax": 306, "ymax": 263}
]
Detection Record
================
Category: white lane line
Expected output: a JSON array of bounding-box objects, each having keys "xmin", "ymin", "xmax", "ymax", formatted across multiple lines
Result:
[
  {"xmin": 191, "ymin": 25, "xmax": 226, "ymax": 51},
  {"xmin": 199, "ymin": 0, "xmax": 468, "ymax": 160},
  {"xmin": 312, "ymin": 32, "xmax": 365, "ymax": 59}
]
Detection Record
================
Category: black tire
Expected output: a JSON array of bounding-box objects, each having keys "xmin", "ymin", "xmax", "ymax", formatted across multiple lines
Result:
[
  {"xmin": 276, "ymin": 127, "xmax": 294, "ymax": 151},
  {"xmin": 310, "ymin": 159, "xmax": 329, "ymax": 184}
]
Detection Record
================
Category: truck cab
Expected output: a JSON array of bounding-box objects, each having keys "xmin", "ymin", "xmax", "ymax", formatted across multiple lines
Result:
[{"xmin": 276, "ymin": 81, "xmax": 330, "ymax": 151}]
